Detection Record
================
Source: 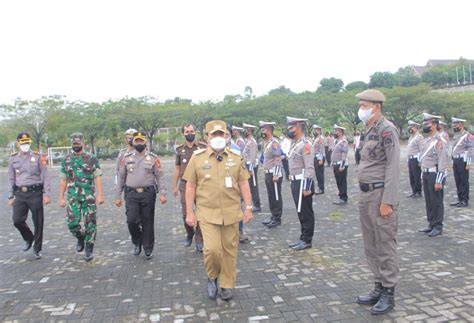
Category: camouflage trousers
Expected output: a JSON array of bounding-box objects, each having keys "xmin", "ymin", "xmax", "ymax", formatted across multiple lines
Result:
[{"xmin": 66, "ymin": 194, "xmax": 97, "ymax": 244}]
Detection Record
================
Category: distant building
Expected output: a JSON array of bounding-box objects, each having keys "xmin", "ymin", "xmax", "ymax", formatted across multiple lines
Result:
[{"xmin": 411, "ymin": 58, "xmax": 474, "ymax": 76}]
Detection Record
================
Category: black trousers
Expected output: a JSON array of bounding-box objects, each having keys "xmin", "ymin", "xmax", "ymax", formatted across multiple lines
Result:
[
  {"xmin": 422, "ymin": 173, "xmax": 445, "ymax": 230},
  {"xmin": 264, "ymin": 173, "xmax": 283, "ymax": 221},
  {"xmin": 333, "ymin": 166, "xmax": 348, "ymax": 201},
  {"xmin": 282, "ymin": 158, "xmax": 290, "ymax": 180},
  {"xmin": 453, "ymin": 158, "xmax": 469, "ymax": 203},
  {"xmin": 313, "ymin": 158, "xmax": 325, "ymax": 191},
  {"xmin": 355, "ymin": 149, "xmax": 361, "ymax": 165},
  {"xmin": 290, "ymin": 180, "xmax": 314, "ymax": 243},
  {"xmin": 325, "ymin": 147, "xmax": 332, "ymax": 166},
  {"xmin": 12, "ymin": 191, "xmax": 44, "ymax": 252},
  {"xmin": 125, "ymin": 188, "xmax": 156, "ymax": 253},
  {"xmin": 408, "ymin": 158, "xmax": 422, "ymax": 194},
  {"xmin": 248, "ymin": 166, "xmax": 261, "ymax": 208}
]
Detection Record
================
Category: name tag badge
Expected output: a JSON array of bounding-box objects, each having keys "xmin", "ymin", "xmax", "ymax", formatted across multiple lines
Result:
[
  {"xmin": 225, "ymin": 176, "xmax": 233, "ymax": 188},
  {"xmin": 202, "ymin": 165, "xmax": 211, "ymax": 170}
]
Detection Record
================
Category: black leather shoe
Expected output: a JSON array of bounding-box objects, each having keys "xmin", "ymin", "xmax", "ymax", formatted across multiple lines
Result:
[
  {"xmin": 292, "ymin": 241, "xmax": 312, "ymax": 250},
  {"xmin": 134, "ymin": 243, "xmax": 142, "ymax": 256},
  {"xmin": 415, "ymin": 192, "xmax": 423, "ymax": 198},
  {"xmin": 144, "ymin": 251, "xmax": 153, "ymax": 260},
  {"xmin": 457, "ymin": 201, "xmax": 468, "ymax": 208},
  {"xmin": 207, "ymin": 278, "xmax": 218, "ymax": 300},
  {"xmin": 76, "ymin": 236, "xmax": 85, "ymax": 252},
  {"xmin": 196, "ymin": 243, "xmax": 203, "ymax": 252},
  {"xmin": 23, "ymin": 239, "xmax": 33, "ymax": 252},
  {"xmin": 333, "ymin": 199, "xmax": 347, "ymax": 205},
  {"xmin": 221, "ymin": 288, "xmax": 234, "ymax": 301},
  {"xmin": 428, "ymin": 227, "xmax": 442, "ymax": 237},
  {"xmin": 315, "ymin": 188, "xmax": 324, "ymax": 195},
  {"xmin": 406, "ymin": 193, "xmax": 416, "ymax": 198},
  {"xmin": 184, "ymin": 238, "xmax": 193, "ymax": 247},
  {"xmin": 371, "ymin": 287, "xmax": 395, "ymax": 315},
  {"xmin": 417, "ymin": 227, "xmax": 432, "ymax": 233},
  {"xmin": 450, "ymin": 200, "xmax": 461, "ymax": 206},
  {"xmin": 266, "ymin": 220, "xmax": 281, "ymax": 228},
  {"xmin": 262, "ymin": 218, "xmax": 273, "ymax": 225},
  {"xmin": 34, "ymin": 251, "xmax": 42, "ymax": 259},
  {"xmin": 84, "ymin": 243, "xmax": 94, "ymax": 262},
  {"xmin": 288, "ymin": 240, "xmax": 303, "ymax": 248},
  {"xmin": 357, "ymin": 282, "xmax": 383, "ymax": 305}
]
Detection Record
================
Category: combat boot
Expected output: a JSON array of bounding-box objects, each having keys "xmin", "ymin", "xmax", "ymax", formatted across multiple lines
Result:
[
  {"xmin": 357, "ymin": 282, "xmax": 383, "ymax": 305},
  {"xmin": 84, "ymin": 243, "xmax": 94, "ymax": 262},
  {"xmin": 76, "ymin": 235, "xmax": 85, "ymax": 252},
  {"xmin": 371, "ymin": 286, "xmax": 395, "ymax": 315}
]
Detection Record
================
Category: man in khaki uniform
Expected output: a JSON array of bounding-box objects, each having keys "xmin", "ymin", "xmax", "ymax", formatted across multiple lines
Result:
[
  {"xmin": 406, "ymin": 121, "xmax": 424, "ymax": 198},
  {"xmin": 331, "ymin": 125, "xmax": 349, "ymax": 205},
  {"xmin": 417, "ymin": 113, "xmax": 448, "ymax": 237},
  {"xmin": 355, "ymin": 89, "xmax": 400, "ymax": 315},
  {"xmin": 312, "ymin": 124, "xmax": 325, "ymax": 194},
  {"xmin": 115, "ymin": 131, "xmax": 167, "ymax": 259},
  {"xmin": 242, "ymin": 123, "xmax": 261, "ymax": 212},
  {"xmin": 172, "ymin": 124, "xmax": 207, "ymax": 251},
  {"xmin": 183, "ymin": 120, "xmax": 253, "ymax": 301}
]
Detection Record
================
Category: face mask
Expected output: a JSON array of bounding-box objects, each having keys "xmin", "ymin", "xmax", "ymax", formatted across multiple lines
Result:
[
  {"xmin": 261, "ymin": 133, "xmax": 267, "ymax": 139},
  {"xmin": 287, "ymin": 130, "xmax": 296, "ymax": 139},
  {"xmin": 185, "ymin": 134, "xmax": 195, "ymax": 142},
  {"xmin": 210, "ymin": 136, "xmax": 226, "ymax": 150},
  {"xmin": 244, "ymin": 131, "xmax": 251, "ymax": 137},
  {"xmin": 422, "ymin": 125, "xmax": 432, "ymax": 133},
  {"xmin": 20, "ymin": 144, "xmax": 31, "ymax": 152},
  {"xmin": 72, "ymin": 146, "xmax": 83, "ymax": 153},
  {"xmin": 358, "ymin": 107, "xmax": 374, "ymax": 124},
  {"xmin": 127, "ymin": 138, "xmax": 134, "ymax": 146},
  {"xmin": 453, "ymin": 127, "xmax": 461, "ymax": 132},
  {"xmin": 408, "ymin": 129, "xmax": 414, "ymax": 134},
  {"xmin": 333, "ymin": 132, "xmax": 339, "ymax": 138},
  {"xmin": 134, "ymin": 144, "xmax": 146, "ymax": 153},
  {"xmin": 313, "ymin": 132, "xmax": 319, "ymax": 137}
]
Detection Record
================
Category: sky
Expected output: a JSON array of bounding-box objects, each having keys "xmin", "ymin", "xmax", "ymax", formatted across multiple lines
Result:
[{"xmin": 0, "ymin": 0, "xmax": 472, "ymax": 104}]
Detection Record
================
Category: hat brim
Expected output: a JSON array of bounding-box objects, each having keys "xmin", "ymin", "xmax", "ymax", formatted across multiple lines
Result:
[
  {"xmin": 208, "ymin": 129, "xmax": 226, "ymax": 135},
  {"xmin": 18, "ymin": 139, "xmax": 32, "ymax": 144}
]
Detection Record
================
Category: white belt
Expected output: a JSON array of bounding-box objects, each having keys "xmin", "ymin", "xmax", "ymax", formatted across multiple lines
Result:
[
  {"xmin": 264, "ymin": 169, "xmax": 274, "ymax": 174},
  {"xmin": 422, "ymin": 167, "xmax": 437, "ymax": 173},
  {"xmin": 452, "ymin": 154, "xmax": 463, "ymax": 159},
  {"xmin": 289, "ymin": 173, "xmax": 304, "ymax": 181},
  {"xmin": 408, "ymin": 155, "xmax": 418, "ymax": 159}
]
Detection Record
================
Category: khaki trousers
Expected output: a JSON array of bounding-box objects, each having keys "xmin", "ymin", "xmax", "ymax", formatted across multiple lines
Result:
[{"xmin": 199, "ymin": 221, "xmax": 239, "ymax": 288}]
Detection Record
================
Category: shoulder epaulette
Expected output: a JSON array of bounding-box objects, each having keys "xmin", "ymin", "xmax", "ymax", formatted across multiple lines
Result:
[
  {"xmin": 176, "ymin": 143, "xmax": 185, "ymax": 149},
  {"xmin": 198, "ymin": 141, "xmax": 207, "ymax": 148},
  {"xmin": 193, "ymin": 148, "xmax": 206, "ymax": 155},
  {"xmin": 124, "ymin": 151, "xmax": 134, "ymax": 158},
  {"xmin": 148, "ymin": 152, "xmax": 158, "ymax": 158}
]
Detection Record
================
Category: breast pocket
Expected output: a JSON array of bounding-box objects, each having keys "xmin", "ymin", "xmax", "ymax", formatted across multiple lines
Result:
[
  {"xmin": 144, "ymin": 162, "xmax": 154, "ymax": 173},
  {"xmin": 82, "ymin": 162, "xmax": 94, "ymax": 174}
]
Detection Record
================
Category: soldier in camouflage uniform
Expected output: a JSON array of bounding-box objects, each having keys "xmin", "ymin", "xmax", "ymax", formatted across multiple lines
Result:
[{"xmin": 59, "ymin": 133, "xmax": 104, "ymax": 262}]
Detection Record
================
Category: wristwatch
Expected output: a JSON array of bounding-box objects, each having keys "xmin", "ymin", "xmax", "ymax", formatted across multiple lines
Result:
[{"xmin": 245, "ymin": 205, "xmax": 253, "ymax": 210}]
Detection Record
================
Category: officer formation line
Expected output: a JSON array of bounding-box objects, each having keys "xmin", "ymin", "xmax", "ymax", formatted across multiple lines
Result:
[{"xmin": 7, "ymin": 90, "xmax": 472, "ymax": 314}]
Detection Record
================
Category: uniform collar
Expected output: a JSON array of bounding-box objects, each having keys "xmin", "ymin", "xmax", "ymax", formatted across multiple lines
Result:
[{"xmin": 207, "ymin": 147, "xmax": 229, "ymax": 157}]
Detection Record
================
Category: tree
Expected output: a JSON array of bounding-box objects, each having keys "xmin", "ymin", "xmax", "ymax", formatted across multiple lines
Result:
[
  {"xmin": 369, "ymin": 71, "xmax": 398, "ymax": 88},
  {"xmin": 345, "ymin": 81, "xmax": 368, "ymax": 92},
  {"xmin": 317, "ymin": 77, "xmax": 344, "ymax": 93},
  {"xmin": 268, "ymin": 86, "xmax": 294, "ymax": 96},
  {"xmin": 395, "ymin": 66, "xmax": 421, "ymax": 87},
  {"xmin": 244, "ymin": 86, "xmax": 254, "ymax": 99}
]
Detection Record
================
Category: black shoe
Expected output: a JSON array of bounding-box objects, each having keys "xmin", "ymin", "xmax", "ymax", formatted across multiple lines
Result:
[
  {"xmin": 457, "ymin": 201, "xmax": 468, "ymax": 208},
  {"xmin": 134, "ymin": 243, "xmax": 142, "ymax": 256},
  {"xmin": 266, "ymin": 220, "xmax": 281, "ymax": 228},
  {"xmin": 239, "ymin": 230, "xmax": 249, "ymax": 243},
  {"xmin": 262, "ymin": 218, "xmax": 273, "ymax": 225},
  {"xmin": 333, "ymin": 199, "xmax": 347, "ymax": 205},
  {"xmin": 23, "ymin": 239, "xmax": 33, "ymax": 252},
  {"xmin": 184, "ymin": 238, "xmax": 192, "ymax": 247},
  {"xmin": 428, "ymin": 227, "xmax": 442, "ymax": 237},
  {"xmin": 315, "ymin": 188, "xmax": 324, "ymax": 195},
  {"xmin": 406, "ymin": 193, "xmax": 416, "ymax": 198},
  {"xmin": 417, "ymin": 227, "xmax": 432, "ymax": 233},
  {"xmin": 371, "ymin": 287, "xmax": 395, "ymax": 315},
  {"xmin": 34, "ymin": 251, "xmax": 42, "ymax": 259},
  {"xmin": 252, "ymin": 207, "xmax": 262, "ymax": 213},
  {"xmin": 144, "ymin": 251, "xmax": 153, "ymax": 260},
  {"xmin": 221, "ymin": 288, "xmax": 234, "ymax": 301},
  {"xmin": 76, "ymin": 236, "xmax": 85, "ymax": 252},
  {"xmin": 450, "ymin": 200, "xmax": 461, "ymax": 206},
  {"xmin": 415, "ymin": 192, "xmax": 423, "ymax": 198},
  {"xmin": 357, "ymin": 282, "xmax": 383, "ymax": 305},
  {"xmin": 84, "ymin": 243, "xmax": 94, "ymax": 262},
  {"xmin": 288, "ymin": 240, "xmax": 303, "ymax": 248},
  {"xmin": 292, "ymin": 241, "xmax": 312, "ymax": 250},
  {"xmin": 196, "ymin": 243, "xmax": 203, "ymax": 252},
  {"xmin": 207, "ymin": 278, "xmax": 218, "ymax": 300}
]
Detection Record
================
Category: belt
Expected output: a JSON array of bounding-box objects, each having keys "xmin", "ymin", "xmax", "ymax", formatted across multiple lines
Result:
[
  {"xmin": 289, "ymin": 174, "xmax": 304, "ymax": 181},
  {"xmin": 452, "ymin": 154, "xmax": 463, "ymax": 159},
  {"xmin": 14, "ymin": 184, "xmax": 43, "ymax": 193},
  {"xmin": 264, "ymin": 169, "xmax": 274, "ymax": 174},
  {"xmin": 408, "ymin": 155, "xmax": 418, "ymax": 159},
  {"xmin": 359, "ymin": 182, "xmax": 384, "ymax": 192},
  {"xmin": 125, "ymin": 186, "xmax": 155, "ymax": 193},
  {"xmin": 422, "ymin": 167, "xmax": 437, "ymax": 173}
]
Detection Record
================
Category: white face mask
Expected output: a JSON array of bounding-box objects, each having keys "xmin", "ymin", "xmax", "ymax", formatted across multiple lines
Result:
[
  {"xmin": 358, "ymin": 107, "xmax": 374, "ymax": 124},
  {"xmin": 20, "ymin": 144, "xmax": 31, "ymax": 152},
  {"xmin": 210, "ymin": 136, "xmax": 226, "ymax": 151}
]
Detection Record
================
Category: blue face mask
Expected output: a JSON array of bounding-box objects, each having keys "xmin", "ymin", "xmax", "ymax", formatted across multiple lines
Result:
[{"xmin": 287, "ymin": 130, "xmax": 296, "ymax": 139}]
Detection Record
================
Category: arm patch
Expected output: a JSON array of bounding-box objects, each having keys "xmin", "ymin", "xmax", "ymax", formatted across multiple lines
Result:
[
  {"xmin": 382, "ymin": 131, "xmax": 394, "ymax": 147},
  {"xmin": 304, "ymin": 143, "xmax": 311, "ymax": 155}
]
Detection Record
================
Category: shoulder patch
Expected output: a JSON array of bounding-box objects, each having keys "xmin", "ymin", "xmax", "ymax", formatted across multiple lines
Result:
[
  {"xmin": 467, "ymin": 133, "xmax": 473, "ymax": 141},
  {"xmin": 436, "ymin": 139, "xmax": 444, "ymax": 150},
  {"xmin": 155, "ymin": 158, "xmax": 161, "ymax": 168},
  {"xmin": 40, "ymin": 155, "xmax": 47, "ymax": 166},
  {"xmin": 304, "ymin": 143, "xmax": 311, "ymax": 155},
  {"xmin": 272, "ymin": 142, "xmax": 279, "ymax": 149},
  {"xmin": 382, "ymin": 131, "xmax": 394, "ymax": 146},
  {"xmin": 194, "ymin": 148, "xmax": 206, "ymax": 155}
]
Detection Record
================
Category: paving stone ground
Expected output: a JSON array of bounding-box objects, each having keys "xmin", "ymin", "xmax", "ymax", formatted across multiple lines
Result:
[{"xmin": 1, "ymin": 144, "xmax": 473, "ymax": 322}]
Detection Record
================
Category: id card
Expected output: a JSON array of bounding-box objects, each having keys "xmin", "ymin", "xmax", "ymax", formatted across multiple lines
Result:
[{"xmin": 225, "ymin": 176, "xmax": 233, "ymax": 188}]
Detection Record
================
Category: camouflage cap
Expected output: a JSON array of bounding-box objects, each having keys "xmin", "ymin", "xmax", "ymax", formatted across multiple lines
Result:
[
  {"xmin": 70, "ymin": 132, "xmax": 84, "ymax": 144},
  {"xmin": 17, "ymin": 132, "xmax": 32, "ymax": 144},
  {"xmin": 206, "ymin": 120, "xmax": 227, "ymax": 135},
  {"xmin": 355, "ymin": 89, "xmax": 386, "ymax": 103}
]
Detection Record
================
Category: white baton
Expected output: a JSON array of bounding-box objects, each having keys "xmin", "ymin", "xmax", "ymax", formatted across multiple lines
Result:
[
  {"xmin": 252, "ymin": 168, "xmax": 257, "ymax": 187},
  {"xmin": 274, "ymin": 181, "xmax": 279, "ymax": 201},
  {"xmin": 297, "ymin": 169, "xmax": 305, "ymax": 213}
]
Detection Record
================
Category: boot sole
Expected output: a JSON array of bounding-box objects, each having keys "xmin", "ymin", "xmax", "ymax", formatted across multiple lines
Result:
[
  {"xmin": 356, "ymin": 299, "xmax": 379, "ymax": 305},
  {"xmin": 371, "ymin": 305, "xmax": 394, "ymax": 315}
]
